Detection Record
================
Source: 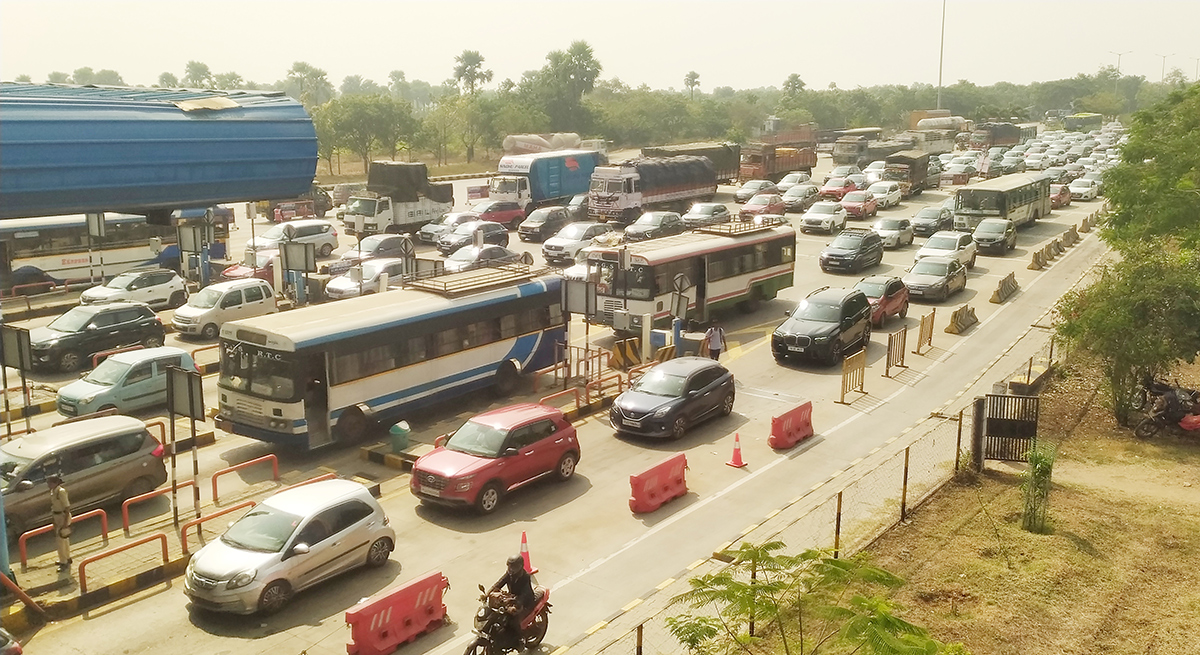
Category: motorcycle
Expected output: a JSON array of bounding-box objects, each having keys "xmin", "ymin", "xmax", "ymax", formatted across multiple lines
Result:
[
  {"xmin": 1136, "ymin": 373, "xmax": 1188, "ymax": 411},
  {"xmin": 463, "ymin": 584, "xmax": 551, "ymax": 655},
  {"xmin": 1134, "ymin": 388, "xmax": 1200, "ymax": 439}
]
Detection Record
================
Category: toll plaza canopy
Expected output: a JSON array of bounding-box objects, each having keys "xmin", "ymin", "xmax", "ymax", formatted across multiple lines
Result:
[{"xmin": 0, "ymin": 83, "xmax": 318, "ymax": 220}]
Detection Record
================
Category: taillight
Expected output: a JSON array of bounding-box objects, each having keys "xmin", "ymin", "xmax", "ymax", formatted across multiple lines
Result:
[{"xmin": 152, "ymin": 443, "xmax": 164, "ymax": 458}]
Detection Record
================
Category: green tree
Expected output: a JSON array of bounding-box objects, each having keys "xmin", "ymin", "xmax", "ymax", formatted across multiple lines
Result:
[
  {"xmin": 684, "ymin": 71, "xmax": 700, "ymax": 100},
  {"xmin": 668, "ymin": 542, "xmax": 955, "ymax": 655},
  {"xmin": 158, "ymin": 72, "xmax": 179, "ymax": 87},
  {"xmin": 71, "ymin": 67, "xmax": 95, "ymax": 85},
  {"xmin": 1103, "ymin": 83, "xmax": 1200, "ymax": 246},
  {"xmin": 331, "ymin": 94, "xmax": 407, "ymax": 170},
  {"xmin": 93, "ymin": 69, "xmax": 124, "ymax": 86},
  {"xmin": 181, "ymin": 61, "xmax": 213, "ymax": 88},
  {"xmin": 214, "ymin": 72, "xmax": 244, "ymax": 89},
  {"xmin": 782, "ymin": 73, "xmax": 806, "ymax": 98},
  {"xmin": 311, "ymin": 101, "xmax": 343, "ymax": 174},
  {"xmin": 376, "ymin": 96, "xmax": 420, "ymax": 161},
  {"xmin": 14, "ymin": 74, "xmax": 31, "ymax": 83},
  {"xmin": 282, "ymin": 62, "xmax": 335, "ymax": 109},
  {"xmin": 1055, "ymin": 245, "xmax": 1200, "ymax": 425},
  {"xmin": 420, "ymin": 98, "xmax": 461, "ymax": 166},
  {"xmin": 453, "ymin": 50, "xmax": 493, "ymax": 96},
  {"xmin": 47, "ymin": 71, "xmax": 70, "ymax": 84},
  {"xmin": 538, "ymin": 40, "xmax": 602, "ymax": 131}
]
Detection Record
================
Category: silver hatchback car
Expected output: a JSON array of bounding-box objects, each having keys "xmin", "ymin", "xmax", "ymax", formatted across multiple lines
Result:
[{"xmin": 184, "ymin": 479, "xmax": 395, "ymax": 615}]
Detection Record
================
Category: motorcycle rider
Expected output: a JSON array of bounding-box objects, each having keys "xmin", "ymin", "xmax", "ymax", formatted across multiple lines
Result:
[{"xmin": 490, "ymin": 555, "xmax": 535, "ymax": 648}]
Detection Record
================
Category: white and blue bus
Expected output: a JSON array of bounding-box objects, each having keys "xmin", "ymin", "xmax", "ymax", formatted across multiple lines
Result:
[
  {"xmin": 0, "ymin": 209, "xmax": 230, "ymax": 292},
  {"xmin": 215, "ymin": 268, "xmax": 566, "ymax": 450}
]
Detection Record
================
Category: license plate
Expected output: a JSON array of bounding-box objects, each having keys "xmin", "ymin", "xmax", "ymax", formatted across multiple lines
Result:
[
  {"xmin": 623, "ymin": 418, "xmax": 642, "ymax": 428},
  {"xmin": 787, "ymin": 346, "xmax": 805, "ymax": 352},
  {"xmin": 420, "ymin": 485, "xmax": 440, "ymax": 497}
]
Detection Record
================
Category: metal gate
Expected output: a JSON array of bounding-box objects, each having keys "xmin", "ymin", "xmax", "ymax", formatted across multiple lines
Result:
[{"xmin": 983, "ymin": 393, "xmax": 1038, "ymax": 461}]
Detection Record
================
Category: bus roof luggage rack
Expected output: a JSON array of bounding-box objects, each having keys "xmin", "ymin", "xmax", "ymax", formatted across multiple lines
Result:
[
  {"xmin": 696, "ymin": 215, "xmax": 786, "ymax": 236},
  {"xmin": 400, "ymin": 263, "xmax": 550, "ymax": 297}
]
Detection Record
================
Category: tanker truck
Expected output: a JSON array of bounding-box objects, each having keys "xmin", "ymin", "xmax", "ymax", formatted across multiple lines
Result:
[
  {"xmin": 342, "ymin": 161, "xmax": 453, "ymax": 236},
  {"xmin": 489, "ymin": 149, "xmax": 604, "ymax": 215},
  {"xmin": 588, "ymin": 156, "xmax": 717, "ymax": 224},
  {"xmin": 641, "ymin": 142, "xmax": 741, "ymax": 184}
]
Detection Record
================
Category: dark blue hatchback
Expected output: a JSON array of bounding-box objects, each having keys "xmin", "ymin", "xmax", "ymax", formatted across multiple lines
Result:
[{"xmin": 610, "ymin": 357, "xmax": 735, "ymax": 440}]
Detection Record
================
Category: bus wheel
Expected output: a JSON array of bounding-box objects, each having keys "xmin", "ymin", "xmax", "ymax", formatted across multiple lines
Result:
[
  {"xmin": 738, "ymin": 288, "xmax": 761, "ymax": 314},
  {"xmin": 335, "ymin": 405, "xmax": 372, "ymax": 443},
  {"xmin": 492, "ymin": 361, "xmax": 520, "ymax": 397}
]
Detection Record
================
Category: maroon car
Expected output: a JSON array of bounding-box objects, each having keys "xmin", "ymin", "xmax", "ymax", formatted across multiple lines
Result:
[
  {"xmin": 840, "ymin": 191, "xmax": 879, "ymax": 220},
  {"xmin": 855, "ymin": 275, "xmax": 910, "ymax": 327},
  {"xmin": 1049, "ymin": 184, "xmax": 1072, "ymax": 209},
  {"xmin": 410, "ymin": 404, "xmax": 580, "ymax": 514},
  {"xmin": 739, "ymin": 193, "xmax": 785, "ymax": 220},
  {"xmin": 468, "ymin": 200, "xmax": 527, "ymax": 230},
  {"xmin": 819, "ymin": 177, "xmax": 857, "ymax": 201}
]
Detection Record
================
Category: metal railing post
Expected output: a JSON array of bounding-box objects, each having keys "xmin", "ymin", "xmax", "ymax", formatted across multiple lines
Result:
[
  {"xmin": 900, "ymin": 447, "xmax": 910, "ymax": 522},
  {"xmin": 833, "ymin": 491, "xmax": 843, "ymax": 559}
]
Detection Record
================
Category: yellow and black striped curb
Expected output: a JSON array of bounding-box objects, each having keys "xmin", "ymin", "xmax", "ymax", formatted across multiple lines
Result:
[{"xmin": 0, "ymin": 398, "xmax": 57, "ymax": 423}]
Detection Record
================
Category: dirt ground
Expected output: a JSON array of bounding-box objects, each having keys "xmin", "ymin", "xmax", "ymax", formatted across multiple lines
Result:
[{"xmin": 867, "ymin": 357, "xmax": 1200, "ymax": 654}]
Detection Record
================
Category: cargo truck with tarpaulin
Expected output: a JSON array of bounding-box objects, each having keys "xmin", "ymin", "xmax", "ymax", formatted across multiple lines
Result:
[
  {"xmin": 0, "ymin": 83, "xmax": 317, "ymax": 221},
  {"xmin": 342, "ymin": 161, "xmax": 454, "ymax": 236},
  {"xmin": 488, "ymin": 149, "xmax": 603, "ymax": 214},
  {"xmin": 641, "ymin": 143, "xmax": 741, "ymax": 184},
  {"xmin": 969, "ymin": 122, "xmax": 1021, "ymax": 150},
  {"xmin": 588, "ymin": 156, "xmax": 717, "ymax": 224},
  {"xmin": 883, "ymin": 150, "xmax": 936, "ymax": 197}
]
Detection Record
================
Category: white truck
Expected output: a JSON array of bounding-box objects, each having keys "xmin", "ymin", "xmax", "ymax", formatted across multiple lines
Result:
[{"xmin": 343, "ymin": 161, "xmax": 454, "ymax": 236}]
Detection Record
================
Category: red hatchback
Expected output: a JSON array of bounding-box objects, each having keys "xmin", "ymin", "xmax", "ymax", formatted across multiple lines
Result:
[
  {"xmin": 410, "ymin": 404, "xmax": 580, "ymax": 514},
  {"xmin": 819, "ymin": 177, "xmax": 857, "ymax": 201},
  {"xmin": 1049, "ymin": 184, "xmax": 1072, "ymax": 209},
  {"xmin": 840, "ymin": 191, "xmax": 879, "ymax": 219},
  {"xmin": 739, "ymin": 193, "xmax": 785, "ymax": 220},
  {"xmin": 468, "ymin": 200, "xmax": 527, "ymax": 230},
  {"xmin": 855, "ymin": 275, "xmax": 910, "ymax": 327}
]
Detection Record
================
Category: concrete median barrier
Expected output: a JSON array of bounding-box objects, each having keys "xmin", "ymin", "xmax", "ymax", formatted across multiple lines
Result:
[
  {"xmin": 1028, "ymin": 249, "xmax": 1045, "ymax": 270},
  {"xmin": 990, "ymin": 272, "xmax": 1020, "ymax": 304},
  {"xmin": 944, "ymin": 304, "xmax": 979, "ymax": 335}
]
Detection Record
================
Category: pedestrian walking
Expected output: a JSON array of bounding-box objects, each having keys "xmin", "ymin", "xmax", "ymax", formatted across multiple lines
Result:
[
  {"xmin": 704, "ymin": 321, "xmax": 727, "ymax": 360},
  {"xmin": 48, "ymin": 475, "xmax": 72, "ymax": 571}
]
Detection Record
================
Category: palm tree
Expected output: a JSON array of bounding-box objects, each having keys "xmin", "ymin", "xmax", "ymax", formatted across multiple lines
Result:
[
  {"xmin": 453, "ymin": 50, "xmax": 494, "ymax": 96},
  {"xmin": 685, "ymin": 71, "xmax": 700, "ymax": 100}
]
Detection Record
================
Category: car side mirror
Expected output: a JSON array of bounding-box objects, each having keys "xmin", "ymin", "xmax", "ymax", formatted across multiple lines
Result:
[
  {"xmin": 688, "ymin": 389, "xmax": 701, "ymax": 397},
  {"xmin": 784, "ymin": 310, "xmax": 791, "ymax": 316},
  {"xmin": 86, "ymin": 324, "xmax": 99, "ymax": 330},
  {"xmin": 15, "ymin": 480, "xmax": 33, "ymax": 492},
  {"xmin": 434, "ymin": 434, "xmax": 448, "ymax": 447},
  {"xmin": 291, "ymin": 543, "xmax": 311, "ymax": 557},
  {"xmin": 502, "ymin": 447, "xmax": 519, "ymax": 457}
]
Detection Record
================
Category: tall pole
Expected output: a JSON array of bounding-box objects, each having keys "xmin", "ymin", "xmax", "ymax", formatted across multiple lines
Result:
[
  {"xmin": 936, "ymin": 0, "xmax": 947, "ymax": 109},
  {"xmin": 1109, "ymin": 51, "xmax": 1130, "ymax": 94},
  {"xmin": 1190, "ymin": 57, "xmax": 1200, "ymax": 82},
  {"xmin": 1156, "ymin": 53, "xmax": 1174, "ymax": 83}
]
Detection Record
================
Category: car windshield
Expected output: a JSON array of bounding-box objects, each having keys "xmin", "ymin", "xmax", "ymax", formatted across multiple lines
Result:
[
  {"xmin": 792, "ymin": 299, "xmax": 841, "ymax": 322},
  {"xmin": 631, "ymin": 369, "xmax": 687, "ymax": 397},
  {"xmin": 688, "ymin": 205, "xmax": 715, "ymax": 215},
  {"xmin": 810, "ymin": 203, "xmax": 837, "ymax": 215},
  {"xmin": 867, "ymin": 184, "xmax": 890, "ymax": 195},
  {"xmin": 843, "ymin": 192, "xmax": 868, "ymax": 202},
  {"xmin": 47, "ymin": 307, "xmax": 95, "ymax": 333},
  {"xmin": 825, "ymin": 177, "xmax": 847, "ymax": 187},
  {"xmin": 524, "ymin": 211, "xmax": 551, "ymax": 224},
  {"xmin": 0, "ymin": 445, "xmax": 33, "ymax": 489},
  {"xmin": 830, "ymin": 235, "xmax": 861, "ymax": 249},
  {"xmin": 747, "ymin": 195, "xmax": 771, "ymax": 206},
  {"xmin": 105, "ymin": 272, "xmax": 140, "ymax": 290},
  {"xmin": 865, "ymin": 162, "xmax": 885, "ymax": 170},
  {"xmin": 221, "ymin": 505, "xmax": 303, "ymax": 553},
  {"xmin": 84, "ymin": 358, "xmax": 132, "ymax": 386},
  {"xmin": 556, "ymin": 224, "xmax": 592, "ymax": 240},
  {"xmin": 189, "ymin": 287, "xmax": 223, "ymax": 309},
  {"xmin": 911, "ymin": 261, "xmax": 950, "ymax": 276},
  {"xmin": 876, "ymin": 219, "xmax": 905, "ymax": 230},
  {"xmin": 744, "ymin": 181, "xmax": 767, "ymax": 190},
  {"xmin": 590, "ymin": 178, "xmax": 623, "ymax": 194},
  {"xmin": 785, "ymin": 186, "xmax": 813, "ymax": 198},
  {"xmin": 635, "ymin": 214, "xmax": 664, "ymax": 226},
  {"xmin": 781, "ymin": 174, "xmax": 804, "ymax": 183},
  {"xmin": 350, "ymin": 235, "xmax": 386, "ymax": 253},
  {"xmin": 445, "ymin": 419, "xmax": 509, "ymax": 458},
  {"xmin": 219, "ymin": 342, "xmax": 297, "ymax": 402},
  {"xmin": 451, "ymin": 222, "xmax": 482, "ymax": 236},
  {"xmin": 855, "ymin": 280, "xmax": 886, "ymax": 297},
  {"xmin": 449, "ymin": 248, "xmax": 483, "ymax": 263},
  {"xmin": 260, "ymin": 224, "xmax": 286, "ymax": 241},
  {"xmin": 925, "ymin": 237, "xmax": 959, "ymax": 250},
  {"xmin": 470, "ymin": 201, "xmax": 498, "ymax": 213},
  {"xmin": 976, "ymin": 222, "xmax": 1006, "ymax": 235}
]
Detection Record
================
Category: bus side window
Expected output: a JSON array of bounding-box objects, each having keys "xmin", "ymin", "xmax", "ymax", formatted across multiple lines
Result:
[{"xmin": 499, "ymin": 315, "xmax": 517, "ymax": 339}]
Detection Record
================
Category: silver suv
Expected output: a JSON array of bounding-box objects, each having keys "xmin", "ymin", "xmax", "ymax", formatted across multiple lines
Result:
[{"xmin": 246, "ymin": 219, "xmax": 340, "ymax": 258}]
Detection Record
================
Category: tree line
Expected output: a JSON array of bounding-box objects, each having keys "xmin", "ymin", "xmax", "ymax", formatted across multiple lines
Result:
[{"xmin": 11, "ymin": 47, "xmax": 1194, "ymax": 170}]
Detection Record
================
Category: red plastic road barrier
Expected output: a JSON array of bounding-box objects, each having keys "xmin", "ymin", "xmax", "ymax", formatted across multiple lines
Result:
[
  {"xmin": 346, "ymin": 571, "xmax": 450, "ymax": 655},
  {"xmin": 767, "ymin": 401, "xmax": 814, "ymax": 450},
  {"xmin": 629, "ymin": 453, "xmax": 688, "ymax": 514},
  {"xmin": 211, "ymin": 454, "xmax": 279, "ymax": 504}
]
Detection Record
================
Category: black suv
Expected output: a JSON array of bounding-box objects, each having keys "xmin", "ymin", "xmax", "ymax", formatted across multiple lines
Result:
[
  {"xmin": 29, "ymin": 302, "xmax": 165, "ymax": 372},
  {"xmin": 518, "ymin": 206, "xmax": 572, "ymax": 242},
  {"xmin": 772, "ymin": 287, "xmax": 872, "ymax": 366},
  {"xmin": 818, "ymin": 228, "xmax": 884, "ymax": 273}
]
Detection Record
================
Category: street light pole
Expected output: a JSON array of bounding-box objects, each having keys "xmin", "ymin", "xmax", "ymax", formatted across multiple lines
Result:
[
  {"xmin": 936, "ymin": 0, "xmax": 947, "ymax": 109},
  {"xmin": 1109, "ymin": 50, "xmax": 1130, "ymax": 94},
  {"xmin": 1191, "ymin": 56, "xmax": 1200, "ymax": 82},
  {"xmin": 1155, "ymin": 53, "xmax": 1174, "ymax": 83}
]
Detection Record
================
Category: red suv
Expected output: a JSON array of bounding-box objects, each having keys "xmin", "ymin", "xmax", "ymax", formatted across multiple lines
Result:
[
  {"xmin": 410, "ymin": 404, "xmax": 580, "ymax": 514},
  {"xmin": 819, "ymin": 177, "xmax": 857, "ymax": 201},
  {"xmin": 855, "ymin": 275, "xmax": 910, "ymax": 327},
  {"xmin": 468, "ymin": 200, "xmax": 527, "ymax": 230}
]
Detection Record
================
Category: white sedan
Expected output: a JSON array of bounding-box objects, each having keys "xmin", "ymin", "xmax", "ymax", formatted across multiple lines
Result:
[
  {"xmin": 866, "ymin": 181, "xmax": 902, "ymax": 209},
  {"xmin": 1068, "ymin": 178, "xmax": 1100, "ymax": 201},
  {"xmin": 1024, "ymin": 153, "xmax": 1049, "ymax": 170}
]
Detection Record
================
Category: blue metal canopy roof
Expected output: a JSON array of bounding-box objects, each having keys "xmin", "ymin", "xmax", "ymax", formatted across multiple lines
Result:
[{"xmin": 0, "ymin": 83, "xmax": 318, "ymax": 219}]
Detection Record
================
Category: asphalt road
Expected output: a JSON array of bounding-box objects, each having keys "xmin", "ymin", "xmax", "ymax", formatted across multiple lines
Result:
[{"xmin": 15, "ymin": 155, "xmax": 1110, "ymax": 655}]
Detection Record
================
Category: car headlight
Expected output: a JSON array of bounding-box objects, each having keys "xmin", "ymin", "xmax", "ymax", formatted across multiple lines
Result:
[
  {"xmin": 82, "ymin": 394, "xmax": 97, "ymax": 404},
  {"xmin": 653, "ymin": 406, "xmax": 671, "ymax": 418},
  {"xmin": 814, "ymin": 335, "xmax": 833, "ymax": 343},
  {"xmin": 226, "ymin": 569, "xmax": 257, "ymax": 590},
  {"xmin": 455, "ymin": 476, "xmax": 475, "ymax": 492},
  {"xmin": 931, "ymin": 279, "xmax": 946, "ymax": 288}
]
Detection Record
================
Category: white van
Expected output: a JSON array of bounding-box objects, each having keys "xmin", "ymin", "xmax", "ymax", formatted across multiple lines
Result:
[{"xmin": 172, "ymin": 279, "xmax": 278, "ymax": 340}]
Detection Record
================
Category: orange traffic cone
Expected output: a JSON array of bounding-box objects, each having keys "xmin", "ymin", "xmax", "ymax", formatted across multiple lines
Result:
[
  {"xmin": 520, "ymin": 531, "xmax": 538, "ymax": 574},
  {"xmin": 726, "ymin": 433, "xmax": 747, "ymax": 468}
]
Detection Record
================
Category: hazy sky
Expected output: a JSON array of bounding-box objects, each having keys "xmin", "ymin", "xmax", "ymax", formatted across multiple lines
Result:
[{"xmin": 3, "ymin": 1, "xmax": 1198, "ymax": 93}]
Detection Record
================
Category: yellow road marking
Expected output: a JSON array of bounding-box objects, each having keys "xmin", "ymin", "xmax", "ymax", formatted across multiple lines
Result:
[
  {"xmin": 586, "ymin": 621, "xmax": 608, "ymax": 635},
  {"xmin": 622, "ymin": 598, "xmax": 643, "ymax": 612},
  {"xmin": 657, "ymin": 577, "xmax": 676, "ymax": 590}
]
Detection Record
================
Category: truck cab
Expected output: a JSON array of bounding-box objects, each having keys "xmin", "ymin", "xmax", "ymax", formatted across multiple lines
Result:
[
  {"xmin": 588, "ymin": 166, "xmax": 638, "ymax": 222},
  {"xmin": 488, "ymin": 175, "xmax": 531, "ymax": 209},
  {"xmin": 343, "ymin": 193, "xmax": 452, "ymax": 236}
]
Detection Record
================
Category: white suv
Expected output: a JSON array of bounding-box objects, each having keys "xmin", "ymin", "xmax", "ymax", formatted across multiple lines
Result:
[
  {"xmin": 80, "ymin": 268, "xmax": 188, "ymax": 309},
  {"xmin": 246, "ymin": 218, "xmax": 340, "ymax": 258},
  {"xmin": 542, "ymin": 222, "xmax": 616, "ymax": 265},
  {"xmin": 914, "ymin": 230, "xmax": 978, "ymax": 269}
]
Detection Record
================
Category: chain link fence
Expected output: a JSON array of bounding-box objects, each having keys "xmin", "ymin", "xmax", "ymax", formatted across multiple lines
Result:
[{"xmin": 590, "ymin": 407, "xmax": 972, "ymax": 655}]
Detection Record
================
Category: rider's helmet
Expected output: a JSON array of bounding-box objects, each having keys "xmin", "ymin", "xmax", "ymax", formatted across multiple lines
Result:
[{"xmin": 506, "ymin": 555, "xmax": 524, "ymax": 572}]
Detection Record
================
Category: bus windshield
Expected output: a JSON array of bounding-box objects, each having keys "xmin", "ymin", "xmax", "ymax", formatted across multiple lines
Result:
[
  {"xmin": 219, "ymin": 342, "xmax": 298, "ymax": 402},
  {"xmin": 956, "ymin": 191, "xmax": 1002, "ymax": 214},
  {"xmin": 596, "ymin": 262, "xmax": 653, "ymax": 299}
]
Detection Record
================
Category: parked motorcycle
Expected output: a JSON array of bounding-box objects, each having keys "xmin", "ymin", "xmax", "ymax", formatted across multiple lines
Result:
[
  {"xmin": 1136, "ymin": 374, "xmax": 1197, "ymax": 411},
  {"xmin": 463, "ymin": 584, "xmax": 551, "ymax": 655},
  {"xmin": 1134, "ymin": 389, "xmax": 1200, "ymax": 439}
]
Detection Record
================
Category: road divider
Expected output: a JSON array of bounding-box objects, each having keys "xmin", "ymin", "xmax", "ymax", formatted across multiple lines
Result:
[
  {"xmin": 608, "ymin": 337, "xmax": 642, "ymax": 369},
  {"xmin": 345, "ymin": 570, "xmax": 450, "ymax": 655},
  {"xmin": 989, "ymin": 272, "xmax": 1020, "ymax": 304},
  {"xmin": 629, "ymin": 453, "xmax": 689, "ymax": 513},
  {"xmin": 943, "ymin": 304, "xmax": 979, "ymax": 335},
  {"xmin": 1028, "ymin": 249, "xmax": 1046, "ymax": 270},
  {"xmin": 837, "ymin": 350, "xmax": 867, "ymax": 405},
  {"xmin": 1079, "ymin": 216, "xmax": 1092, "ymax": 233},
  {"xmin": 912, "ymin": 309, "xmax": 935, "ymax": 355},
  {"xmin": 767, "ymin": 401, "xmax": 814, "ymax": 449},
  {"xmin": 884, "ymin": 327, "xmax": 908, "ymax": 378},
  {"xmin": 1062, "ymin": 224, "xmax": 1079, "ymax": 246}
]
